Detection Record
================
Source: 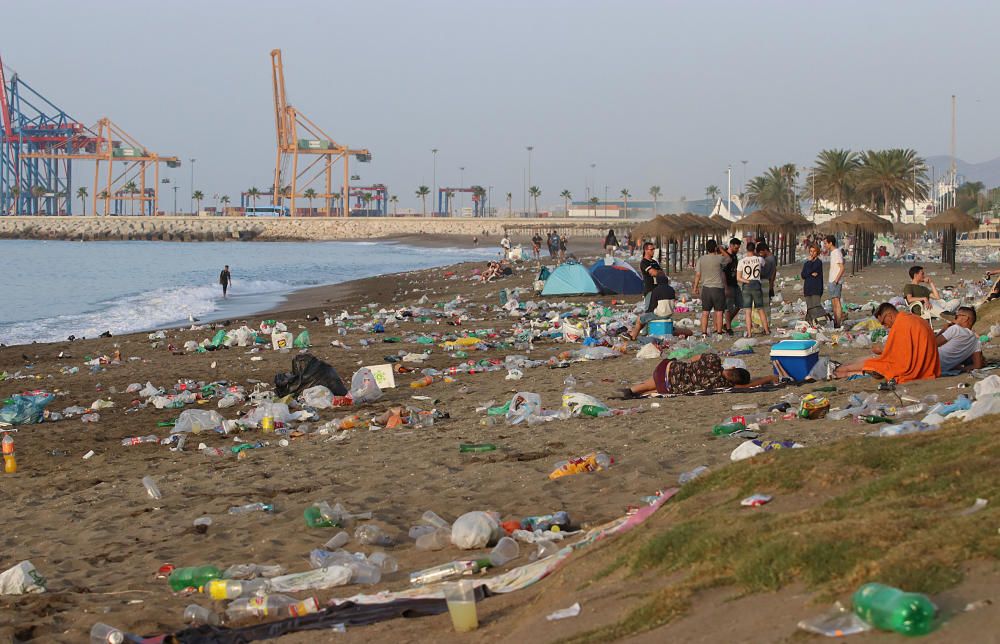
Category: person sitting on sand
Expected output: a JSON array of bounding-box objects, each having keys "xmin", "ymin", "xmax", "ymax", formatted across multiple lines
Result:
[
  {"xmin": 904, "ymin": 265, "xmax": 959, "ymax": 318},
  {"xmin": 481, "ymin": 261, "xmax": 501, "ymax": 282},
  {"xmin": 834, "ymin": 303, "xmax": 940, "ymax": 382},
  {"xmin": 622, "ymin": 352, "xmax": 778, "ymax": 398},
  {"xmin": 624, "ymin": 278, "xmax": 693, "ymax": 340},
  {"xmin": 936, "ymin": 306, "xmax": 984, "ymax": 373}
]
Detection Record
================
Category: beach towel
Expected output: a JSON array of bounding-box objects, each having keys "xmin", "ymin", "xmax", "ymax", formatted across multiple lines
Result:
[
  {"xmin": 637, "ymin": 382, "xmax": 786, "ymax": 398},
  {"xmin": 862, "ymin": 311, "xmax": 940, "ymax": 383}
]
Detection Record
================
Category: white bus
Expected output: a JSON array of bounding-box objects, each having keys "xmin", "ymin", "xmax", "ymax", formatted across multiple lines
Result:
[{"xmin": 245, "ymin": 206, "xmax": 290, "ymax": 217}]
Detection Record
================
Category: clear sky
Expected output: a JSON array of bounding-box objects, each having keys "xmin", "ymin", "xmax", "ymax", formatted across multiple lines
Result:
[{"xmin": 3, "ymin": 0, "xmax": 998, "ymax": 211}]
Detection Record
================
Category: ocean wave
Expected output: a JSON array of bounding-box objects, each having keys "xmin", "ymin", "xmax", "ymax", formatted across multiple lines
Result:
[{"xmin": 1, "ymin": 279, "xmax": 292, "ymax": 346}]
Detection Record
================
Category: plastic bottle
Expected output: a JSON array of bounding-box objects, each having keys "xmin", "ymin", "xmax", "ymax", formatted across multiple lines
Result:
[
  {"xmin": 205, "ymin": 578, "xmax": 269, "ymax": 600},
  {"xmin": 3, "ymin": 434, "xmax": 16, "ymax": 474},
  {"xmin": 711, "ymin": 421, "xmax": 746, "ymax": 436},
  {"xmin": 90, "ymin": 622, "xmax": 125, "ymax": 644},
  {"xmin": 410, "ymin": 375, "xmax": 433, "ymax": 389},
  {"xmin": 580, "ymin": 405, "xmax": 611, "ymax": 417},
  {"xmin": 422, "ymin": 510, "xmax": 451, "ymax": 529},
  {"xmin": 121, "ymin": 435, "xmax": 159, "ymax": 446},
  {"xmin": 324, "ymin": 531, "xmax": 350, "ymax": 550},
  {"xmin": 354, "ymin": 524, "xmax": 394, "ymax": 546},
  {"xmin": 228, "ymin": 502, "xmax": 274, "ymax": 515},
  {"xmin": 183, "ymin": 604, "xmax": 220, "ymax": 626},
  {"xmin": 224, "ymin": 594, "xmax": 320, "ymax": 621},
  {"xmin": 368, "ymin": 551, "xmax": 399, "ymax": 573},
  {"xmin": 409, "ymin": 560, "xmax": 489, "ymax": 585},
  {"xmin": 303, "ymin": 504, "xmax": 339, "ymax": 528},
  {"xmin": 168, "ymin": 565, "xmax": 223, "ymax": 592},
  {"xmin": 459, "ymin": 443, "xmax": 497, "ymax": 453},
  {"xmin": 860, "ymin": 415, "xmax": 891, "ymax": 424},
  {"xmin": 142, "ymin": 475, "xmax": 162, "ymax": 500},
  {"xmin": 852, "ymin": 583, "xmax": 936, "ymax": 636}
]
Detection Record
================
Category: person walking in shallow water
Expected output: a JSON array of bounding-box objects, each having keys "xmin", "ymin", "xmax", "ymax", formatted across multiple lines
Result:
[{"xmin": 219, "ymin": 265, "xmax": 232, "ymax": 298}]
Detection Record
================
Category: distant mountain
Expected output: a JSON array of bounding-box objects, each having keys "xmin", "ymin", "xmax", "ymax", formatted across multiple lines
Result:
[{"xmin": 925, "ymin": 155, "xmax": 1000, "ymax": 188}]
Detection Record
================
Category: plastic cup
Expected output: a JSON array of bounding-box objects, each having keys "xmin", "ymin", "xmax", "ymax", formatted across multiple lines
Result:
[
  {"xmin": 444, "ymin": 579, "xmax": 478, "ymax": 632},
  {"xmin": 488, "ymin": 536, "xmax": 519, "ymax": 566}
]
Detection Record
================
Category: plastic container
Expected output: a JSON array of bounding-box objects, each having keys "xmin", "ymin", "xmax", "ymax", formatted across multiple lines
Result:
[
  {"xmin": 444, "ymin": 579, "xmax": 479, "ymax": 632},
  {"xmin": 770, "ymin": 339, "xmax": 820, "ymax": 382},
  {"xmin": 488, "ymin": 537, "xmax": 519, "ymax": 566},
  {"xmin": 852, "ymin": 583, "xmax": 936, "ymax": 636},
  {"xmin": 90, "ymin": 622, "xmax": 125, "ymax": 643},
  {"xmin": 646, "ymin": 320, "xmax": 674, "ymax": 336}
]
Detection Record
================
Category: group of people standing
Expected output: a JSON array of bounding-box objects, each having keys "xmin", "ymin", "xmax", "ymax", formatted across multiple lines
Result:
[
  {"xmin": 690, "ymin": 238, "xmax": 776, "ymax": 338},
  {"xmin": 526, "ymin": 231, "xmax": 567, "ymax": 261}
]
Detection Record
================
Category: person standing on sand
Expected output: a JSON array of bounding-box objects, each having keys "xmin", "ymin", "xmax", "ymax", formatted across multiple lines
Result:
[
  {"xmin": 499, "ymin": 234, "xmax": 511, "ymax": 260},
  {"xmin": 801, "ymin": 244, "xmax": 825, "ymax": 323},
  {"xmin": 604, "ymin": 228, "xmax": 618, "ymax": 253},
  {"xmin": 736, "ymin": 242, "xmax": 769, "ymax": 338},
  {"xmin": 559, "ymin": 235, "xmax": 568, "ymax": 261},
  {"xmin": 692, "ymin": 239, "xmax": 728, "ymax": 336},
  {"xmin": 473, "ymin": 236, "xmax": 478, "ymax": 247},
  {"xmin": 219, "ymin": 265, "xmax": 232, "ymax": 298},
  {"xmin": 722, "ymin": 238, "xmax": 742, "ymax": 335},
  {"xmin": 823, "ymin": 235, "xmax": 845, "ymax": 328},
  {"xmin": 531, "ymin": 233, "xmax": 543, "ymax": 259}
]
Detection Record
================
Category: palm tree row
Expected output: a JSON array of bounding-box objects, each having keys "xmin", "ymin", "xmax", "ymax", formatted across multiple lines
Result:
[{"xmin": 803, "ymin": 148, "xmax": 929, "ymax": 221}]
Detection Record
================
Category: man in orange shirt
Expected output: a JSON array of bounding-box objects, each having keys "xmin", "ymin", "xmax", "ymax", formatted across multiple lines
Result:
[{"xmin": 834, "ymin": 303, "xmax": 940, "ymax": 383}]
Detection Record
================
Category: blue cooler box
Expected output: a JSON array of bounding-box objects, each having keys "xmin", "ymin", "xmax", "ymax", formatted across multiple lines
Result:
[
  {"xmin": 770, "ymin": 339, "xmax": 819, "ymax": 381},
  {"xmin": 647, "ymin": 320, "xmax": 673, "ymax": 336}
]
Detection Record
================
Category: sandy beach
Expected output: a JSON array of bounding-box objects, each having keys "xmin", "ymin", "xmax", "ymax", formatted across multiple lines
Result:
[{"xmin": 0, "ymin": 247, "xmax": 997, "ymax": 643}]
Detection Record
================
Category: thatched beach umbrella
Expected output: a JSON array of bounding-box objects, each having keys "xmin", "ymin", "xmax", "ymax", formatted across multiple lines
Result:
[
  {"xmin": 630, "ymin": 215, "xmax": 685, "ymax": 272},
  {"xmin": 926, "ymin": 207, "xmax": 979, "ymax": 274}
]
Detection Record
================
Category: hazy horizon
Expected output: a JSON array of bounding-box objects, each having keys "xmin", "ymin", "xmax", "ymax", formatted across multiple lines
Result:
[{"xmin": 3, "ymin": 0, "xmax": 999, "ymax": 212}]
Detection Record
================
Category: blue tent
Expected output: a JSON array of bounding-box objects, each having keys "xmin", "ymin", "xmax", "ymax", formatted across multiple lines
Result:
[
  {"xmin": 588, "ymin": 259, "xmax": 644, "ymax": 295},
  {"xmin": 541, "ymin": 262, "xmax": 601, "ymax": 296}
]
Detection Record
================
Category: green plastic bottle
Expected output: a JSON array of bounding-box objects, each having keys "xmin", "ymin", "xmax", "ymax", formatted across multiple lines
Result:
[
  {"xmin": 813, "ymin": 385, "xmax": 838, "ymax": 393},
  {"xmin": 168, "ymin": 565, "xmax": 222, "ymax": 592},
  {"xmin": 459, "ymin": 443, "xmax": 497, "ymax": 453},
  {"xmin": 580, "ymin": 405, "xmax": 611, "ymax": 417},
  {"xmin": 852, "ymin": 583, "xmax": 936, "ymax": 636},
  {"xmin": 862, "ymin": 415, "xmax": 891, "ymax": 424},
  {"xmin": 711, "ymin": 421, "xmax": 746, "ymax": 436}
]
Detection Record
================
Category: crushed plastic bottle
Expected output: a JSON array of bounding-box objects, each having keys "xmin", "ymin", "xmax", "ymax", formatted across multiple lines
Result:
[
  {"xmin": 228, "ymin": 502, "xmax": 274, "ymax": 515},
  {"xmin": 678, "ymin": 465, "xmax": 709, "ymax": 485},
  {"xmin": 142, "ymin": 475, "xmax": 162, "ymax": 500}
]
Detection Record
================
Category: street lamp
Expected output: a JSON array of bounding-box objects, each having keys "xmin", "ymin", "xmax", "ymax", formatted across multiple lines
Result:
[
  {"xmin": 431, "ymin": 148, "xmax": 438, "ymax": 214},
  {"xmin": 173, "ymin": 186, "xmax": 178, "ymax": 215},
  {"xmin": 189, "ymin": 157, "xmax": 196, "ymax": 215}
]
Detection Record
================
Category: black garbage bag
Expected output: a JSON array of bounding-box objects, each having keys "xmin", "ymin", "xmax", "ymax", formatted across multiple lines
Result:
[{"xmin": 274, "ymin": 354, "xmax": 347, "ymax": 397}]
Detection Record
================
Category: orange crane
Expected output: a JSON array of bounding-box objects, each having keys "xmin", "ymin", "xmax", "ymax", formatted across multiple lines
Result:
[
  {"xmin": 271, "ymin": 49, "xmax": 370, "ymax": 216},
  {"xmin": 21, "ymin": 117, "xmax": 180, "ymax": 216}
]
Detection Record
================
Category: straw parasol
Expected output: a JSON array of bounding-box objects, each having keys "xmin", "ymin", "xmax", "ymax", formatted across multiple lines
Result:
[
  {"xmin": 709, "ymin": 214, "xmax": 734, "ymax": 233},
  {"xmin": 819, "ymin": 209, "xmax": 892, "ymax": 274},
  {"xmin": 926, "ymin": 207, "xmax": 979, "ymax": 274}
]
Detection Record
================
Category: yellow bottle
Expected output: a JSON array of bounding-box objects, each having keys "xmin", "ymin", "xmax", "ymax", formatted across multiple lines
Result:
[{"xmin": 2, "ymin": 434, "xmax": 17, "ymax": 474}]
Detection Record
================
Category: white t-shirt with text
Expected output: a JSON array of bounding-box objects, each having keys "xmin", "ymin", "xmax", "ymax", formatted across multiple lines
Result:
[{"xmin": 736, "ymin": 255, "xmax": 764, "ymax": 289}]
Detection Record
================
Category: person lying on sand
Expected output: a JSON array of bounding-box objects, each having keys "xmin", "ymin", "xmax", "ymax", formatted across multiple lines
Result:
[
  {"xmin": 621, "ymin": 352, "xmax": 778, "ymax": 398},
  {"xmin": 834, "ymin": 303, "xmax": 940, "ymax": 382}
]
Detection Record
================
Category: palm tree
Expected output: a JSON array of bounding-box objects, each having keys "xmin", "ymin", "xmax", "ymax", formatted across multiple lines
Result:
[
  {"xmin": 856, "ymin": 149, "xmax": 927, "ymax": 221},
  {"xmin": 744, "ymin": 166, "xmax": 800, "ymax": 214},
  {"xmin": 220, "ymin": 195, "xmax": 230, "ymax": 215},
  {"xmin": 361, "ymin": 192, "xmax": 373, "ymax": 214},
  {"xmin": 620, "ymin": 188, "xmax": 631, "ymax": 218},
  {"xmin": 416, "ymin": 185, "xmax": 430, "ymax": 216},
  {"xmin": 560, "ymin": 189, "xmax": 572, "ymax": 216},
  {"xmin": 649, "ymin": 185, "xmax": 661, "ymax": 216},
  {"xmin": 8, "ymin": 186, "xmax": 19, "ymax": 215},
  {"xmin": 302, "ymin": 188, "xmax": 317, "ymax": 215},
  {"xmin": 123, "ymin": 181, "xmax": 138, "ymax": 216},
  {"xmin": 389, "ymin": 194, "xmax": 398, "ymax": 216},
  {"xmin": 192, "ymin": 190, "xmax": 204, "ymax": 216},
  {"xmin": 98, "ymin": 190, "xmax": 110, "ymax": 215},
  {"xmin": 807, "ymin": 149, "xmax": 860, "ymax": 219},
  {"xmin": 76, "ymin": 186, "xmax": 89, "ymax": 215},
  {"xmin": 528, "ymin": 186, "xmax": 541, "ymax": 214},
  {"xmin": 444, "ymin": 189, "xmax": 455, "ymax": 216},
  {"xmin": 30, "ymin": 185, "xmax": 46, "ymax": 214},
  {"xmin": 506, "ymin": 192, "xmax": 512, "ymax": 216},
  {"xmin": 588, "ymin": 196, "xmax": 599, "ymax": 216},
  {"xmin": 247, "ymin": 187, "xmax": 260, "ymax": 212},
  {"xmin": 957, "ymin": 181, "xmax": 986, "ymax": 214},
  {"xmin": 705, "ymin": 184, "xmax": 720, "ymax": 206},
  {"xmin": 471, "ymin": 185, "xmax": 487, "ymax": 216}
]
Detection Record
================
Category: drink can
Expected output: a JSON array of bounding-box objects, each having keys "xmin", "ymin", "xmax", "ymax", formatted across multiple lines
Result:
[{"xmin": 261, "ymin": 416, "xmax": 275, "ymax": 432}]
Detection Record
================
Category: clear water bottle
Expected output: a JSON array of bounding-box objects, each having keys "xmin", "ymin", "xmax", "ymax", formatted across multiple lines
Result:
[
  {"xmin": 228, "ymin": 502, "xmax": 274, "ymax": 515},
  {"xmin": 183, "ymin": 604, "xmax": 220, "ymax": 625},
  {"xmin": 205, "ymin": 578, "xmax": 269, "ymax": 600},
  {"xmin": 224, "ymin": 594, "xmax": 319, "ymax": 621},
  {"xmin": 121, "ymin": 435, "xmax": 158, "ymax": 446},
  {"xmin": 141, "ymin": 475, "xmax": 162, "ymax": 500}
]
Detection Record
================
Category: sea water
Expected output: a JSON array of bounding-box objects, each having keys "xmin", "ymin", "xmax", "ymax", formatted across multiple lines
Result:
[{"xmin": 0, "ymin": 239, "xmax": 495, "ymax": 346}]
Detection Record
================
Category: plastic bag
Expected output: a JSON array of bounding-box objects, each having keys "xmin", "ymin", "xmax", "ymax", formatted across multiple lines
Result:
[
  {"xmin": 139, "ymin": 382, "xmax": 162, "ymax": 398},
  {"xmin": 349, "ymin": 368, "xmax": 383, "ymax": 405},
  {"xmin": 451, "ymin": 511, "xmax": 501, "ymax": 549},
  {"xmin": 797, "ymin": 601, "xmax": 871, "ymax": 637},
  {"xmin": 274, "ymin": 354, "xmax": 348, "ymax": 397},
  {"xmin": 506, "ymin": 392, "xmax": 542, "ymax": 425},
  {"xmin": 172, "ymin": 409, "xmax": 224, "ymax": 434},
  {"xmin": 0, "ymin": 393, "xmax": 55, "ymax": 425},
  {"xmin": 293, "ymin": 330, "xmax": 311, "ymax": 348},
  {"xmin": 0, "ymin": 561, "xmax": 47, "ymax": 595},
  {"xmin": 210, "ymin": 329, "xmax": 227, "ymax": 347},
  {"xmin": 242, "ymin": 402, "xmax": 293, "ymax": 428},
  {"xmin": 268, "ymin": 566, "xmax": 352, "ymax": 592},
  {"xmin": 224, "ymin": 326, "xmax": 256, "ymax": 348},
  {"xmin": 272, "ymin": 331, "xmax": 294, "ymax": 350},
  {"xmin": 636, "ymin": 343, "xmax": 661, "ymax": 360},
  {"xmin": 301, "ymin": 385, "xmax": 334, "ymax": 409}
]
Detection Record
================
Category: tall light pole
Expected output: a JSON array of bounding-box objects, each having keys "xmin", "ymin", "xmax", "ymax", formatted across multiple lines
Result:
[
  {"xmin": 526, "ymin": 146, "xmax": 533, "ymax": 215},
  {"xmin": 726, "ymin": 165, "xmax": 732, "ymax": 218},
  {"xmin": 431, "ymin": 148, "xmax": 438, "ymax": 214},
  {"xmin": 488, "ymin": 185, "xmax": 493, "ymax": 218},
  {"xmin": 173, "ymin": 186, "xmax": 178, "ymax": 215},
  {"xmin": 189, "ymin": 158, "xmax": 196, "ymax": 215}
]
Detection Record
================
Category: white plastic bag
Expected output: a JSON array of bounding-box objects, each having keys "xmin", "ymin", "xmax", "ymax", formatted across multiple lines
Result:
[
  {"xmin": 268, "ymin": 565, "xmax": 352, "ymax": 592},
  {"xmin": 451, "ymin": 511, "xmax": 501, "ymax": 549},
  {"xmin": 0, "ymin": 561, "xmax": 46, "ymax": 595},
  {"xmin": 636, "ymin": 343, "xmax": 661, "ymax": 360},
  {"xmin": 271, "ymin": 331, "xmax": 294, "ymax": 351},
  {"xmin": 506, "ymin": 392, "xmax": 542, "ymax": 425},
  {"xmin": 301, "ymin": 385, "xmax": 334, "ymax": 409},
  {"xmin": 173, "ymin": 409, "xmax": 225, "ymax": 434},
  {"xmin": 350, "ymin": 368, "xmax": 383, "ymax": 404}
]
